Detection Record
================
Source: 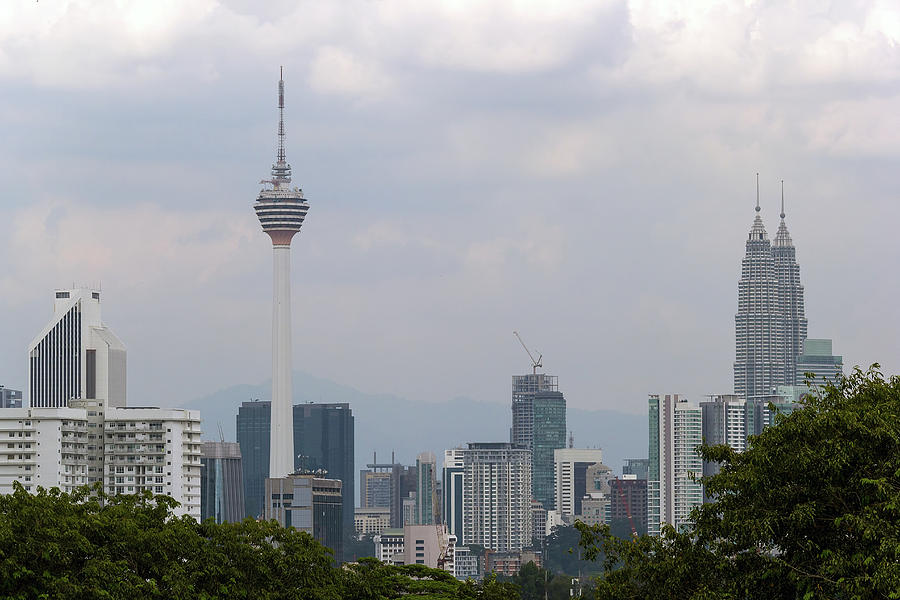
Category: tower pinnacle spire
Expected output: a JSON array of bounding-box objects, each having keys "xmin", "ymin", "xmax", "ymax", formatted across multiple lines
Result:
[
  {"xmin": 270, "ymin": 66, "xmax": 292, "ymax": 186},
  {"xmin": 756, "ymin": 172, "xmax": 760, "ymax": 213},
  {"xmin": 780, "ymin": 179, "xmax": 785, "ymax": 219}
]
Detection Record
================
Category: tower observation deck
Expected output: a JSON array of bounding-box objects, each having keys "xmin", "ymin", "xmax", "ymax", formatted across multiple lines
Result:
[{"xmin": 256, "ymin": 68, "xmax": 309, "ymax": 479}]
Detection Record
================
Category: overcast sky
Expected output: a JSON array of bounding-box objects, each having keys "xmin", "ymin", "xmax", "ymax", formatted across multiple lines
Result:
[{"xmin": 1, "ymin": 0, "xmax": 898, "ymax": 414}]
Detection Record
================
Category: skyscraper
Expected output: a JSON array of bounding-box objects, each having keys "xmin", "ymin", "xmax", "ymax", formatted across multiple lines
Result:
[
  {"xmin": 648, "ymin": 394, "xmax": 702, "ymax": 535},
  {"xmin": 28, "ymin": 288, "xmax": 126, "ymax": 408},
  {"xmin": 510, "ymin": 374, "xmax": 566, "ymax": 510},
  {"xmin": 236, "ymin": 401, "xmax": 354, "ymax": 535},
  {"xmin": 201, "ymin": 441, "xmax": 245, "ymax": 524},
  {"xmin": 415, "ymin": 451, "xmax": 437, "ymax": 525},
  {"xmin": 734, "ymin": 180, "xmax": 809, "ymax": 399},
  {"xmin": 796, "ymin": 338, "xmax": 843, "ymax": 388},
  {"xmin": 255, "ymin": 69, "xmax": 309, "ymax": 479},
  {"xmin": 442, "ymin": 448, "xmax": 465, "ymax": 544},
  {"xmin": 460, "ymin": 442, "xmax": 532, "ymax": 552}
]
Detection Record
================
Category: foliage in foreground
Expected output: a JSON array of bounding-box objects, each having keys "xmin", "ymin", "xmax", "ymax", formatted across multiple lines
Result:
[
  {"xmin": 0, "ymin": 485, "xmax": 518, "ymax": 599},
  {"xmin": 577, "ymin": 367, "xmax": 900, "ymax": 599}
]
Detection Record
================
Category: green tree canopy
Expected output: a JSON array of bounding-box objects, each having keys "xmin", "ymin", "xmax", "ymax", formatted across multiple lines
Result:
[{"xmin": 577, "ymin": 367, "xmax": 900, "ymax": 599}]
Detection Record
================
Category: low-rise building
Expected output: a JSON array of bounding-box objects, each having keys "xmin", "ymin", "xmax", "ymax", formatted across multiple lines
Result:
[
  {"xmin": 355, "ymin": 506, "xmax": 391, "ymax": 536},
  {"xmin": 0, "ymin": 386, "xmax": 23, "ymax": 409},
  {"xmin": 374, "ymin": 524, "xmax": 456, "ymax": 572}
]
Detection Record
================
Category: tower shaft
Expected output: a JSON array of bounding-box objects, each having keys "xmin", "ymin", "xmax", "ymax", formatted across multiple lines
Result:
[{"xmin": 270, "ymin": 245, "xmax": 294, "ymax": 478}]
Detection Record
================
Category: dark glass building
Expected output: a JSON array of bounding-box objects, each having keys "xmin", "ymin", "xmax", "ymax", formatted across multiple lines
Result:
[
  {"xmin": 237, "ymin": 401, "xmax": 354, "ymax": 538},
  {"xmin": 531, "ymin": 390, "xmax": 566, "ymax": 510},
  {"xmin": 200, "ymin": 441, "xmax": 245, "ymax": 523},
  {"xmin": 265, "ymin": 475, "xmax": 343, "ymax": 563}
]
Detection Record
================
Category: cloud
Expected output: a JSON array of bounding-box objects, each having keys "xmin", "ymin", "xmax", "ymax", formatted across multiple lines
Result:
[{"xmin": 308, "ymin": 46, "xmax": 391, "ymax": 99}]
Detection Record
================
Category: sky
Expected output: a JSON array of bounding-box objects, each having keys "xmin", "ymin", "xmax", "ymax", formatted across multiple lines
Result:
[{"xmin": 1, "ymin": 0, "xmax": 898, "ymax": 415}]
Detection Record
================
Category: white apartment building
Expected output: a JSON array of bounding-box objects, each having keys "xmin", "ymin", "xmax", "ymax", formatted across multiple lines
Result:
[
  {"xmin": 0, "ymin": 403, "xmax": 202, "ymax": 520},
  {"xmin": 374, "ymin": 525, "xmax": 456, "ymax": 572},
  {"xmin": 28, "ymin": 289, "xmax": 126, "ymax": 409},
  {"xmin": 460, "ymin": 442, "xmax": 532, "ymax": 552},
  {"xmin": 103, "ymin": 406, "xmax": 202, "ymax": 520},
  {"xmin": 648, "ymin": 394, "xmax": 703, "ymax": 536}
]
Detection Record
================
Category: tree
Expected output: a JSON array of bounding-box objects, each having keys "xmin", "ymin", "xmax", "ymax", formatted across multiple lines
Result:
[
  {"xmin": 544, "ymin": 525, "xmax": 602, "ymax": 576},
  {"xmin": 577, "ymin": 367, "xmax": 900, "ymax": 599}
]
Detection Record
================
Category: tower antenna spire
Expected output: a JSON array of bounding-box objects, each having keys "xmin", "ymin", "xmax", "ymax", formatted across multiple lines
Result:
[
  {"xmin": 266, "ymin": 66, "xmax": 293, "ymax": 187},
  {"xmin": 780, "ymin": 179, "xmax": 785, "ymax": 219},
  {"xmin": 755, "ymin": 172, "xmax": 760, "ymax": 213}
]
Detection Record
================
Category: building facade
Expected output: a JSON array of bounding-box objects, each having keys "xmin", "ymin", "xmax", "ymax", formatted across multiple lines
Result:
[
  {"xmin": 735, "ymin": 193, "xmax": 809, "ymax": 399},
  {"xmin": 609, "ymin": 475, "xmax": 648, "ymax": 535},
  {"xmin": 442, "ymin": 448, "xmax": 465, "ymax": 543},
  {"xmin": 0, "ymin": 386, "xmax": 23, "ymax": 409},
  {"xmin": 648, "ymin": 394, "xmax": 702, "ymax": 535},
  {"xmin": 796, "ymin": 338, "xmax": 843, "ymax": 388},
  {"xmin": 460, "ymin": 442, "xmax": 532, "ymax": 552},
  {"xmin": 236, "ymin": 400, "xmax": 354, "ymax": 536},
  {"xmin": 200, "ymin": 441, "xmax": 245, "ymax": 524},
  {"xmin": 355, "ymin": 506, "xmax": 391, "ymax": 536},
  {"xmin": 28, "ymin": 288, "xmax": 126, "ymax": 409},
  {"xmin": 553, "ymin": 448, "xmax": 606, "ymax": 521},
  {"xmin": 415, "ymin": 451, "xmax": 437, "ymax": 525},
  {"xmin": 0, "ymin": 402, "xmax": 202, "ymax": 520},
  {"xmin": 359, "ymin": 461, "xmax": 416, "ymax": 528},
  {"xmin": 265, "ymin": 474, "xmax": 343, "ymax": 562},
  {"xmin": 510, "ymin": 374, "xmax": 565, "ymax": 511}
]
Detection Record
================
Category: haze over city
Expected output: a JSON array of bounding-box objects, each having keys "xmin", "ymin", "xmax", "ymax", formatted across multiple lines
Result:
[{"xmin": 1, "ymin": 0, "xmax": 898, "ymax": 418}]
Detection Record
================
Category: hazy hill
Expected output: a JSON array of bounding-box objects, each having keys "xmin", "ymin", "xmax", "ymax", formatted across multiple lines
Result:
[{"xmin": 185, "ymin": 372, "xmax": 648, "ymax": 502}]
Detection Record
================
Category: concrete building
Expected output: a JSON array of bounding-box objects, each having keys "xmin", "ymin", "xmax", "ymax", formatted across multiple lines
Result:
[
  {"xmin": 200, "ymin": 441, "xmax": 244, "ymax": 524},
  {"xmin": 374, "ymin": 524, "xmax": 456, "ymax": 572},
  {"xmin": 236, "ymin": 400, "xmax": 354, "ymax": 536},
  {"xmin": 460, "ymin": 442, "xmax": 532, "ymax": 552},
  {"xmin": 265, "ymin": 474, "xmax": 343, "ymax": 562},
  {"xmin": 358, "ymin": 459, "xmax": 416, "ymax": 528},
  {"xmin": 553, "ymin": 448, "xmax": 606, "ymax": 521},
  {"xmin": 700, "ymin": 395, "xmax": 747, "ymax": 478},
  {"xmin": 796, "ymin": 338, "xmax": 843, "ymax": 388},
  {"xmin": 402, "ymin": 492, "xmax": 416, "ymax": 526},
  {"xmin": 28, "ymin": 288, "xmax": 125, "ymax": 409},
  {"xmin": 104, "ymin": 405, "xmax": 202, "ymax": 520},
  {"xmin": 648, "ymin": 394, "xmax": 702, "ymax": 536},
  {"xmin": 609, "ymin": 475, "xmax": 648, "ymax": 535},
  {"xmin": 511, "ymin": 374, "xmax": 566, "ymax": 510},
  {"xmin": 453, "ymin": 546, "xmax": 480, "ymax": 580},
  {"xmin": 375, "ymin": 528, "xmax": 405, "ymax": 564},
  {"xmin": 734, "ymin": 186, "xmax": 808, "ymax": 399},
  {"xmin": 354, "ymin": 506, "xmax": 390, "ymax": 536},
  {"xmin": 485, "ymin": 549, "xmax": 542, "ymax": 577},
  {"xmin": 442, "ymin": 448, "xmax": 465, "ymax": 543},
  {"xmin": 415, "ymin": 451, "xmax": 437, "ymax": 525},
  {"xmin": 531, "ymin": 499, "xmax": 546, "ymax": 543},
  {"xmin": 0, "ymin": 402, "xmax": 202, "ymax": 520},
  {"xmin": 0, "ymin": 386, "xmax": 23, "ymax": 409},
  {"xmin": 254, "ymin": 71, "xmax": 310, "ymax": 481}
]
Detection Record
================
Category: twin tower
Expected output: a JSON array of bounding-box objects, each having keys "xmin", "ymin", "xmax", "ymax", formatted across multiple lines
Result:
[
  {"xmin": 734, "ymin": 178, "xmax": 807, "ymax": 399},
  {"xmin": 254, "ymin": 69, "xmax": 309, "ymax": 478}
]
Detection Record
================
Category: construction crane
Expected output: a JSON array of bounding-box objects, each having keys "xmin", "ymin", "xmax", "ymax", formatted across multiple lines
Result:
[
  {"xmin": 513, "ymin": 331, "xmax": 542, "ymax": 374},
  {"xmin": 612, "ymin": 476, "xmax": 638, "ymax": 538},
  {"xmin": 435, "ymin": 525, "xmax": 450, "ymax": 570}
]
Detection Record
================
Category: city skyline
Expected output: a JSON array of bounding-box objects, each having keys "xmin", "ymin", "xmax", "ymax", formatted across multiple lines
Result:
[{"xmin": 2, "ymin": 1, "xmax": 898, "ymax": 416}]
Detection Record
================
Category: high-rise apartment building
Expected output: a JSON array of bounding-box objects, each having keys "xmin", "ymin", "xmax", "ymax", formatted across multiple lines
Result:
[
  {"xmin": 442, "ymin": 448, "xmax": 465, "ymax": 543},
  {"xmin": 460, "ymin": 442, "xmax": 532, "ymax": 552},
  {"xmin": 255, "ymin": 70, "xmax": 309, "ymax": 480},
  {"xmin": 359, "ymin": 460, "xmax": 416, "ymax": 528},
  {"xmin": 28, "ymin": 288, "xmax": 126, "ymax": 409},
  {"xmin": 0, "ymin": 386, "xmax": 23, "ymax": 409},
  {"xmin": 236, "ymin": 400, "xmax": 354, "ymax": 535},
  {"xmin": 0, "ymin": 402, "xmax": 202, "ymax": 520},
  {"xmin": 200, "ymin": 441, "xmax": 245, "ymax": 524},
  {"xmin": 510, "ymin": 374, "xmax": 565, "ymax": 510},
  {"xmin": 265, "ymin": 474, "xmax": 343, "ymax": 562},
  {"xmin": 699, "ymin": 395, "xmax": 747, "ymax": 479},
  {"xmin": 415, "ymin": 451, "xmax": 437, "ymax": 525},
  {"xmin": 734, "ymin": 186, "xmax": 808, "ymax": 399},
  {"xmin": 648, "ymin": 394, "xmax": 702, "ymax": 536}
]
